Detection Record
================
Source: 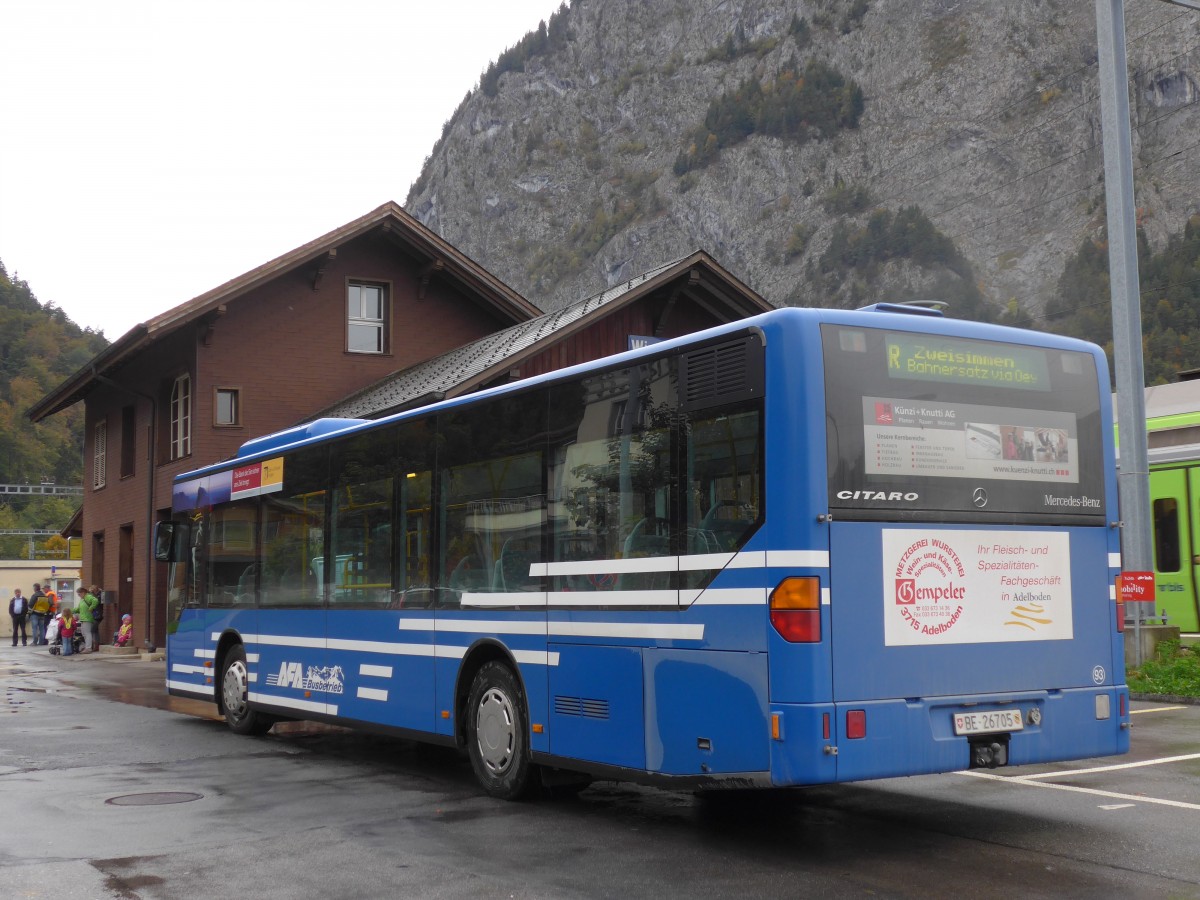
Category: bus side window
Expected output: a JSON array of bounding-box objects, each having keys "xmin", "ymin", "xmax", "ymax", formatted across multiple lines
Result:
[
  {"xmin": 331, "ymin": 427, "xmax": 398, "ymax": 609},
  {"xmin": 1153, "ymin": 498, "xmax": 1181, "ymax": 573},
  {"xmin": 205, "ymin": 500, "xmax": 258, "ymax": 608},
  {"xmin": 550, "ymin": 361, "xmax": 676, "ymax": 594},
  {"xmin": 261, "ymin": 445, "xmax": 328, "ymax": 608},
  {"xmin": 682, "ymin": 408, "xmax": 763, "ymax": 591},
  {"xmin": 437, "ymin": 391, "xmax": 547, "ymax": 607}
]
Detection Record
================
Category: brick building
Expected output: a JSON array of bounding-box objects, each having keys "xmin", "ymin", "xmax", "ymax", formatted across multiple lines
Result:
[
  {"xmin": 28, "ymin": 203, "xmax": 540, "ymax": 645},
  {"xmin": 29, "ymin": 204, "xmax": 773, "ymax": 647}
]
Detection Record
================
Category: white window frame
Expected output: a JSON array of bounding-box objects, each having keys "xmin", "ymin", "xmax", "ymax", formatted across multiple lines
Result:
[
  {"xmin": 215, "ymin": 387, "xmax": 240, "ymax": 427},
  {"xmin": 347, "ymin": 282, "xmax": 387, "ymax": 354},
  {"xmin": 170, "ymin": 374, "xmax": 192, "ymax": 460},
  {"xmin": 93, "ymin": 421, "xmax": 107, "ymax": 489}
]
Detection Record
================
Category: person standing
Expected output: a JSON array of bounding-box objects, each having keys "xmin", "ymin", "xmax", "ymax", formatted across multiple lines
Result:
[
  {"xmin": 75, "ymin": 586, "xmax": 100, "ymax": 653},
  {"xmin": 59, "ymin": 606, "xmax": 76, "ymax": 656},
  {"xmin": 29, "ymin": 583, "xmax": 50, "ymax": 646},
  {"xmin": 9, "ymin": 588, "xmax": 29, "ymax": 646}
]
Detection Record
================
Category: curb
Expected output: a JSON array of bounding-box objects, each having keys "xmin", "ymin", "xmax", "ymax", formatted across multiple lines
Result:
[{"xmin": 1129, "ymin": 693, "xmax": 1200, "ymax": 705}]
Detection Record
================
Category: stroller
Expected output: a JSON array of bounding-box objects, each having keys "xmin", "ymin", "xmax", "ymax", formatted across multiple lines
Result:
[{"xmin": 46, "ymin": 614, "xmax": 84, "ymax": 656}]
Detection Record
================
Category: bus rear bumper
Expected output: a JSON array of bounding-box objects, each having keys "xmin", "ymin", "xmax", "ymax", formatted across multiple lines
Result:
[{"xmin": 769, "ymin": 686, "xmax": 1131, "ymax": 787}]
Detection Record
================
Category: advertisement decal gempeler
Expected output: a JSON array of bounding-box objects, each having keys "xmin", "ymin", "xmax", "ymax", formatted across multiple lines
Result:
[{"xmin": 883, "ymin": 529, "xmax": 1074, "ymax": 646}]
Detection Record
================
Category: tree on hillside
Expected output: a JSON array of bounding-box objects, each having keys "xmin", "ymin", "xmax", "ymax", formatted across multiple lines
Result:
[{"xmin": 0, "ymin": 259, "xmax": 109, "ymax": 553}]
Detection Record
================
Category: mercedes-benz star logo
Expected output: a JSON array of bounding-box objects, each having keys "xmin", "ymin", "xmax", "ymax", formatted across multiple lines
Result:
[{"xmin": 972, "ymin": 488, "xmax": 988, "ymax": 508}]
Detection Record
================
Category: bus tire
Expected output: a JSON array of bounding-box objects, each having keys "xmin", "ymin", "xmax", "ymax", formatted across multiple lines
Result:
[
  {"xmin": 466, "ymin": 661, "xmax": 535, "ymax": 800},
  {"xmin": 220, "ymin": 645, "xmax": 273, "ymax": 736}
]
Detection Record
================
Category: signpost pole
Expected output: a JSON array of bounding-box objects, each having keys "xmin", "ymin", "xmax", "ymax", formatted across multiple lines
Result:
[{"xmin": 1095, "ymin": 0, "xmax": 1150, "ymax": 666}]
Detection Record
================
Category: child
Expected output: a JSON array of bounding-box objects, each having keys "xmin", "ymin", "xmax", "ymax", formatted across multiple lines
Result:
[
  {"xmin": 59, "ymin": 607, "xmax": 76, "ymax": 657},
  {"xmin": 114, "ymin": 614, "xmax": 133, "ymax": 647}
]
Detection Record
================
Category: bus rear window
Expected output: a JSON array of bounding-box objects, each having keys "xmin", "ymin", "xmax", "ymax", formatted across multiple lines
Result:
[{"xmin": 822, "ymin": 324, "xmax": 1106, "ymax": 524}]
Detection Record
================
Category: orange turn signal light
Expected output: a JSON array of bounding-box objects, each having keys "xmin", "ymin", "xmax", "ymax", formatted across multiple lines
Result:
[{"xmin": 770, "ymin": 577, "xmax": 821, "ymax": 643}]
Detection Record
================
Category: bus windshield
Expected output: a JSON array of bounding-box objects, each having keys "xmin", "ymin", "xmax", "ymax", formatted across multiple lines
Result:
[{"xmin": 822, "ymin": 324, "xmax": 1105, "ymax": 524}]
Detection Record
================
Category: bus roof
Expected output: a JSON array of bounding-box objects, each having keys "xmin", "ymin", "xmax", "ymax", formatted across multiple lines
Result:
[{"xmin": 173, "ymin": 305, "xmax": 1106, "ymax": 484}]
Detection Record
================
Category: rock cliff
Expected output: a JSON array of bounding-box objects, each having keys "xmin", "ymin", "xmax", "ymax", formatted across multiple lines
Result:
[{"xmin": 407, "ymin": 0, "xmax": 1199, "ymax": 319}]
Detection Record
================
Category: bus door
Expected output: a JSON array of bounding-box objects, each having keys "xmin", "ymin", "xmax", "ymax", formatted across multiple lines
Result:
[
  {"xmin": 255, "ymin": 484, "xmax": 329, "ymax": 717},
  {"xmin": 327, "ymin": 431, "xmax": 437, "ymax": 735}
]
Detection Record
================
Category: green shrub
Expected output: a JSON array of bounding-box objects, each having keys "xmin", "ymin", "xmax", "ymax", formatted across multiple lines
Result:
[
  {"xmin": 1128, "ymin": 641, "xmax": 1200, "ymax": 697},
  {"xmin": 674, "ymin": 61, "xmax": 864, "ymax": 175}
]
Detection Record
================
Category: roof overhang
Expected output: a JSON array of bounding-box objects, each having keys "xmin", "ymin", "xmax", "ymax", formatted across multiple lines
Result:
[
  {"xmin": 444, "ymin": 250, "xmax": 772, "ymax": 399},
  {"xmin": 27, "ymin": 201, "xmax": 538, "ymax": 423}
]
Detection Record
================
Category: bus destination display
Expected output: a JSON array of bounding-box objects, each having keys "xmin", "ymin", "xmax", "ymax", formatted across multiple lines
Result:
[{"xmin": 886, "ymin": 333, "xmax": 1051, "ymax": 391}]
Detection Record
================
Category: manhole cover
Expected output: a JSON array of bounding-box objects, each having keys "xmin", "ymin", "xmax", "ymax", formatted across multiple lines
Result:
[{"xmin": 106, "ymin": 792, "xmax": 203, "ymax": 806}]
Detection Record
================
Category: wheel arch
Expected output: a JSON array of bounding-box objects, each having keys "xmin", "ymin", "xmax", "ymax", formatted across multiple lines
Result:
[
  {"xmin": 213, "ymin": 629, "xmax": 245, "ymax": 714},
  {"xmin": 454, "ymin": 638, "xmax": 526, "ymax": 748}
]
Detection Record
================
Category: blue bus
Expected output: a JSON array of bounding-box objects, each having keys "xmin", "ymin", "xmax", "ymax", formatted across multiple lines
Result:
[{"xmin": 155, "ymin": 305, "xmax": 1130, "ymax": 798}]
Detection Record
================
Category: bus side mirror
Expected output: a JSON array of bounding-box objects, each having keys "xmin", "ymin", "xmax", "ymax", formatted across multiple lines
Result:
[{"xmin": 153, "ymin": 521, "xmax": 187, "ymax": 562}]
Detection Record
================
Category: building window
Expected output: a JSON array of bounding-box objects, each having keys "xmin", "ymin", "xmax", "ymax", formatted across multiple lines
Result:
[
  {"xmin": 170, "ymin": 374, "xmax": 191, "ymax": 460},
  {"xmin": 215, "ymin": 388, "xmax": 240, "ymax": 426},
  {"xmin": 347, "ymin": 282, "xmax": 387, "ymax": 353},
  {"xmin": 93, "ymin": 421, "xmax": 107, "ymax": 489},
  {"xmin": 120, "ymin": 405, "xmax": 136, "ymax": 478}
]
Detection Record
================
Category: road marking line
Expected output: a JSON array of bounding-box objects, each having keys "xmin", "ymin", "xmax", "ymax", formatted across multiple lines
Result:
[
  {"xmin": 1098, "ymin": 803, "xmax": 1136, "ymax": 810},
  {"xmin": 958, "ymin": 770, "xmax": 1200, "ymax": 811},
  {"xmin": 1012, "ymin": 752, "xmax": 1200, "ymax": 780},
  {"xmin": 1131, "ymin": 706, "xmax": 1187, "ymax": 714}
]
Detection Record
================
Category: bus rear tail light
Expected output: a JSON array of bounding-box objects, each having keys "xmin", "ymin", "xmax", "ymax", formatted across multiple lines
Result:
[
  {"xmin": 1115, "ymin": 593, "xmax": 1125, "ymax": 633},
  {"xmin": 770, "ymin": 577, "xmax": 821, "ymax": 642}
]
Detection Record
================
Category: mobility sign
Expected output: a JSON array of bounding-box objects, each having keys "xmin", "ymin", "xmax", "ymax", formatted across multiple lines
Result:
[
  {"xmin": 1117, "ymin": 571, "xmax": 1156, "ymax": 603},
  {"xmin": 883, "ymin": 529, "xmax": 1074, "ymax": 646}
]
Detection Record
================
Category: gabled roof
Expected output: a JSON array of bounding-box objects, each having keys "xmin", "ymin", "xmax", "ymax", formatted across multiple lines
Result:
[
  {"xmin": 319, "ymin": 250, "xmax": 774, "ymax": 420},
  {"xmin": 27, "ymin": 202, "xmax": 540, "ymax": 422}
]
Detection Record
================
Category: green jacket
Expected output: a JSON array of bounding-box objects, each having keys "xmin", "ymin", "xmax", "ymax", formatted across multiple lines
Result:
[{"xmin": 75, "ymin": 592, "xmax": 99, "ymax": 623}]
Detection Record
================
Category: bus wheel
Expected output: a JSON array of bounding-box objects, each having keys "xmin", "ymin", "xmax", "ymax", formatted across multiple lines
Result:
[
  {"xmin": 467, "ymin": 661, "xmax": 535, "ymax": 799},
  {"xmin": 220, "ymin": 645, "xmax": 272, "ymax": 736}
]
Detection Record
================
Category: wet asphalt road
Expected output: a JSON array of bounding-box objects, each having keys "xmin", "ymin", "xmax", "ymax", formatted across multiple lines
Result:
[{"xmin": 2, "ymin": 645, "xmax": 1198, "ymax": 900}]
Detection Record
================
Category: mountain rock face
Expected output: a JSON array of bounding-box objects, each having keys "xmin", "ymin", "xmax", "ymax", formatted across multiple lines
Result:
[{"xmin": 407, "ymin": 0, "xmax": 1199, "ymax": 318}]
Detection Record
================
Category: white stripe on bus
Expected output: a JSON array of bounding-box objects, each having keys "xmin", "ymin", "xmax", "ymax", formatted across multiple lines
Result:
[
  {"xmin": 166, "ymin": 679, "xmax": 212, "ymax": 696},
  {"xmin": 769, "ymin": 550, "xmax": 831, "ymax": 567},
  {"xmin": 248, "ymin": 692, "xmax": 337, "ymax": 716},
  {"xmin": 460, "ymin": 592, "xmax": 546, "ymax": 607},
  {"xmin": 531, "ymin": 549, "xmax": 829, "ymax": 578},
  {"xmin": 461, "ymin": 590, "xmax": 680, "ymax": 608},
  {"xmin": 359, "ymin": 664, "xmax": 393, "ymax": 678},
  {"xmin": 401, "ymin": 618, "xmax": 544, "ymax": 635},
  {"xmin": 549, "ymin": 622, "xmax": 703, "ymax": 640},
  {"xmin": 687, "ymin": 588, "xmax": 767, "ymax": 606},
  {"xmin": 1109, "ymin": 553, "xmax": 1121, "ymax": 568},
  {"xmin": 356, "ymin": 687, "xmax": 388, "ymax": 702},
  {"xmin": 193, "ymin": 649, "xmax": 215, "ymax": 659},
  {"xmin": 172, "ymin": 664, "xmax": 208, "ymax": 675},
  {"xmin": 233, "ymin": 632, "xmax": 564, "ymax": 665},
  {"xmin": 398, "ymin": 618, "xmax": 704, "ymax": 642},
  {"xmin": 238, "ymin": 634, "xmax": 434, "ymax": 656}
]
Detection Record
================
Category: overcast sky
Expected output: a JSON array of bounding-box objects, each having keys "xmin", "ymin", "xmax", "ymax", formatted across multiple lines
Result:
[{"xmin": 0, "ymin": 0, "xmax": 563, "ymax": 340}]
